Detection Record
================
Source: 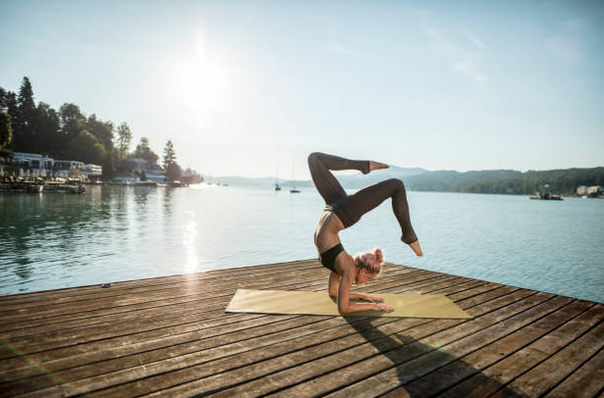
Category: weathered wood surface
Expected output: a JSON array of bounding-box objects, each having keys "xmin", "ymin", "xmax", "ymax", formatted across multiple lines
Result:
[{"xmin": 0, "ymin": 259, "xmax": 601, "ymax": 398}]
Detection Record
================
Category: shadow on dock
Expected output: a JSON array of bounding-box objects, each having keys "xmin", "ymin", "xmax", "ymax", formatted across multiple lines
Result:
[{"xmin": 345, "ymin": 317, "xmax": 525, "ymax": 397}]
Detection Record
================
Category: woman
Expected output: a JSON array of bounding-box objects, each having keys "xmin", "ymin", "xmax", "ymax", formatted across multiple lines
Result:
[{"xmin": 308, "ymin": 152, "xmax": 423, "ymax": 314}]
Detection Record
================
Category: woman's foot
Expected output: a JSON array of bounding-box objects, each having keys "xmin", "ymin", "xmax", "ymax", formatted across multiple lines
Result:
[
  {"xmin": 368, "ymin": 161, "xmax": 389, "ymax": 173},
  {"xmin": 408, "ymin": 240, "xmax": 423, "ymax": 257}
]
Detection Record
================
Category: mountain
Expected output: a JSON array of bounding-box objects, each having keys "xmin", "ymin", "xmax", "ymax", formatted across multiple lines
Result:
[
  {"xmin": 205, "ymin": 166, "xmax": 604, "ymax": 196},
  {"xmin": 205, "ymin": 165, "xmax": 428, "ymax": 190}
]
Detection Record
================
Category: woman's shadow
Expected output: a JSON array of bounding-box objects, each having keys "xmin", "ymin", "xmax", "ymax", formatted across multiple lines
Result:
[{"xmin": 344, "ymin": 316, "xmax": 524, "ymax": 397}]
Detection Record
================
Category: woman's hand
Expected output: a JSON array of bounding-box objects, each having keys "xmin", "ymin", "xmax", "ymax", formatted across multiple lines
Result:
[
  {"xmin": 362, "ymin": 295, "xmax": 384, "ymax": 303},
  {"xmin": 374, "ymin": 303, "xmax": 394, "ymax": 312}
]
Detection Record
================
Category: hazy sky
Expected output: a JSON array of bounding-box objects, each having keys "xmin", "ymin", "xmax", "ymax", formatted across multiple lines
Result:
[{"xmin": 1, "ymin": 0, "xmax": 603, "ymax": 178}]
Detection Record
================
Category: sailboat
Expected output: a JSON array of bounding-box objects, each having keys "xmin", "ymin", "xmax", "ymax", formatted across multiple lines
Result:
[
  {"xmin": 290, "ymin": 162, "xmax": 300, "ymax": 193},
  {"xmin": 274, "ymin": 165, "xmax": 281, "ymax": 191}
]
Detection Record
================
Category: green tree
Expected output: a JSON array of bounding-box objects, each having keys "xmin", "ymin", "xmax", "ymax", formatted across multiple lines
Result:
[
  {"xmin": 68, "ymin": 130, "xmax": 106, "ymax": 165},
  {"xmin": 162, "ymin": 140, "xmax": 176, "ymax": 170},
  {"xmin": 13, "ymin": 77, "xmax": 36, "ymax": 152},
  {"xmin": 86, "ymin": 114, "xmax": 114, "ymax": 151},
  {"xmin": 163, "ymin": 140, "xmax": 181, "ymax": 182},
  {"xmin": 116, "ymin": 122, "xmax": 132, "ymax": 160},
  {"xmin": 102, "ymin": 148, "xmax": 117, "ymax": 179},
  {"xmin": 0, "ymin": 87, "xmax": 8, "ymax": 109},
  {"xmin": 0, "ymin": 110, "xmax": 12, "ymax": 150},
  {"xmin": 59, "ymin": 103, "xmax": 86, "ymax": 147},
  {"xmin": 166, "ymin": 162, "xmax": 182, "ymax": 182},
  {"xmin": 133, "ymin": 137, "xmax": 159, "ymax": 164},
  {"xmin": 35, "ymin": 102, "xmax": 61, "ymax": 155}
]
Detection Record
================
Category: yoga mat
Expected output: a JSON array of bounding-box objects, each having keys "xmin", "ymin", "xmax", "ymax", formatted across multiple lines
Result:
[{"xmin": 226, "ymin": 289, "xmax": 472, "ymax": 319}]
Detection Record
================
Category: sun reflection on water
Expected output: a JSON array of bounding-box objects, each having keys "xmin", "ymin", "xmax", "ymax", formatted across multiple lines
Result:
[{"xmin": 183, "ymin": 215, "xmax": 199, "ymax": 274}]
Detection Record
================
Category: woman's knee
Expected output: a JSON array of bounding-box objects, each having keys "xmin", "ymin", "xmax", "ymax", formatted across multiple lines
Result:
[
  {"xmin": 387, "ymin": 178, "xmax": 405, "ymax": 190},
  {"xmin": 307, "ymin": 152, "xmax": 324, "ymax": 169}
]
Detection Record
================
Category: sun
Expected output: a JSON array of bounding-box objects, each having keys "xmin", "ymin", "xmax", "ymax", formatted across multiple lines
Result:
[{"xmin": 161, "ymin": 31, "xmax": 239, "ymax": 119}]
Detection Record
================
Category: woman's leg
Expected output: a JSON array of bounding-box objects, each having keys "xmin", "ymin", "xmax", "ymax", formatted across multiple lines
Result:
[
  {"xmin": 307, "ymin": 152, "xmax": 369, "ymax": 205},
  {"xmin": 342, "ymin": 178, "xmax": 418, "ymax": 244}
]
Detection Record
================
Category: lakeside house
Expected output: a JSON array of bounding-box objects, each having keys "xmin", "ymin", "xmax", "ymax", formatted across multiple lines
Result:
[
  {"xmin": 113, "ymin": 172, "xmax": 140, "ymax": 184},
  {"xmin": 125, "ymin": 157, "xmax": 166, "ymax": 184},
  {"xmin": 576, "ymin": 185, "xmax": 604, "ymax": 197},
  {"xmin": 8, "ymin": 152, "xmax": 102, "ymax": 181}
]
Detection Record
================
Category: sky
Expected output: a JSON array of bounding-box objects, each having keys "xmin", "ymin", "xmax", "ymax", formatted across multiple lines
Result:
[{"xmin": 1, "ymin": 0, "xmax": 603, "ymax": 179}]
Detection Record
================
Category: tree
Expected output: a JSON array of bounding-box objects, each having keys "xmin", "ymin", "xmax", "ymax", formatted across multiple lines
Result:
[
  {"xmin": 12, "ymin": 77, "xmax": 36, "ymax": 152},
  {"xmin": 0, "ymin": 86, "xmax": 8, "ymax": 109},
  {"xmin": 102, "ymin": 148, "xmax": 117, "ymax": 179},
  {"xmin": 35, "ymin": 102, "xmax": 60, "ymax": 155},
  {"xmin": 116, "ymin": 122, "xmax": 132, "ymax": 160},
  {"xmin": 59, "ymin": 103, "xmax": 86, "ymax": 153},
  {"xmin": 68, "ymin": 130, "xmax": 106, "ymax": 165},
  {"xmin": 86, "ymin": 114, "xmax": 114, "ymax": 151},
  {"xmin": 162, "ymin": 140, "xmax": 176, "ymax": 170},
  {"xmin": 133, "ymin": 137, "xmax": 159, "ymax": 164},
  {"xmin": 163, "ymin": 140, "xmax": 181, "ymax": 182},
  {"xmin": 0, "ymin": 110, "xmax": 12, "ymax": 150},
  {"xmin": 166, "ymin": 162, "xmax": 182, "ymax": 182}
]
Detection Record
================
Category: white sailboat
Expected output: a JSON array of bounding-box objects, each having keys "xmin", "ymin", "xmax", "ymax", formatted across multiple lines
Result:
[
  {"xmin": 274, "ymin": 165, "xmax": 281, "ymax": 191},
  {"xmin": 290, "ymin": 162, "xmax": 300, "ymax": 193}
]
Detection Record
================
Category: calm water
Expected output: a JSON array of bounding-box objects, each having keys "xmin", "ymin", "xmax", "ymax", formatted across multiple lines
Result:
[{"xmin": 1, "ymin": 185, "xmax": 603, "ymax": 302}]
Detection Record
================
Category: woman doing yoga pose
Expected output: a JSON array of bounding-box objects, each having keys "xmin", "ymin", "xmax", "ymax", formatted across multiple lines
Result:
[{"xmin": 308, "ymin": 152, "xmax": 423, "ymax": 314}]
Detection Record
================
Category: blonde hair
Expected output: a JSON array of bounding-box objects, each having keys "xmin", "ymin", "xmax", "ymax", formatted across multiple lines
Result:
[{"xmin": 353, "ymin": 248, "xmax": 385, "ymax": 276}]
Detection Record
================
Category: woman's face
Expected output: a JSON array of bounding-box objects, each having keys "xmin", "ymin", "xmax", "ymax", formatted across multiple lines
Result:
[{"xmin": 355, "ymin": 268, "xmax": 376, "ymax": 285}]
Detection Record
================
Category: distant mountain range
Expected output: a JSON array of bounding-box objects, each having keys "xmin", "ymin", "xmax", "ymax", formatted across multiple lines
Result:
[{"xmin": 206, "ymin": 165, "xmax": 604, "ymax": 195}]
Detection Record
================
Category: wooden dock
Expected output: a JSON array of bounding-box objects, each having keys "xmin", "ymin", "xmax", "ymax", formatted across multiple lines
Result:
[{"xmin": 0, "ymin": 260, "xmax": 602, "ymax": 397}]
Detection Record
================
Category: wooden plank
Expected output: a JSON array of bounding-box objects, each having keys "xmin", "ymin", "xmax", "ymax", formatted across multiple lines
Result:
[
  {"xmin": 0, "ymin": 272, "xmax": 508, "ymax": 397},
  {"xmin": 117, "ymin": 287, "xmax": 531, "ymax": 398},
  {"xmin": 0, "ymin": 262, "xmax": 329, "ymax": 321},
  {"xmin": 263, "ymin": 294, "xmax": 566, "ymax": 398},
  {"xmin": 0, "ymin": 266, "xmax": 418, "ymax": 341},
  {"xmin": 543, "ymin": 347, "xmax": 604, "ymax": 398},
  {"xmin": 0, "ymin": 261, "xmax": 597, "ymax": 398},
  {"xmin": 433, "ymin": 303, "xmax": 604, "ymax": 398},
  {"xmin": 0, "ymin": 267, "xmax": 421, "ymax": 368},
  {"xmin": 380, "ymin": 299, "xmax": 594, "ymax": 397},
  {"xmin": 0, "ymin": 263, "xmax": 417, "ymax": 325},
  {"xmin": 0, "ymin": 259, "xmax": 321, "ymax": 305},
  {"xmin": 502, "ymin": 317, "xmax": 604, "ymax": 397},
  {"xmin": 0, "ymin": 267, "xmax": 444, "ymax": 392}
]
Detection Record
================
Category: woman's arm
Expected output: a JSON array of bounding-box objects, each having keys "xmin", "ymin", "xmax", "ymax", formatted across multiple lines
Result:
[
  {"xmin": 349, "ymin": 293, "xmax": 384, "ymax": 302},
  {"xmin": 328, "ymin": 271, "xmax": 340, "ymax": 299},
  {"xmin": 329, "ymin": 269, "xmax": 384, "ymax": 303},
  {"xmin": 336, "ymin": 271, "xmax": 393, "ymax": 314}
]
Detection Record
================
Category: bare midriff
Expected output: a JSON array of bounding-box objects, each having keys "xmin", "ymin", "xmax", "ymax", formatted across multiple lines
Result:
[{"xmin": 314, "ymin": 210, "xmax": 345, "ymax": 254}]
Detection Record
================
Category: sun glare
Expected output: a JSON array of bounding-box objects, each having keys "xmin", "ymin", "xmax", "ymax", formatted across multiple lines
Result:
[{"xmin": 164, "ymin": 32, "xmax": 238, "ymax": 120}]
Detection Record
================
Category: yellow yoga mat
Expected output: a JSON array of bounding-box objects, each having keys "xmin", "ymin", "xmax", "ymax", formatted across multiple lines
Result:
[{"xmin": 226, "ymin": 289, "xmax": 472, "ymax": 319}]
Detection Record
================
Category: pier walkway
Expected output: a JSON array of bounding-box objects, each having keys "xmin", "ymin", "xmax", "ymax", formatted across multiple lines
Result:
[{"xmin": 0, "ymin": 260, "xmax": 602, "ymax": 397}]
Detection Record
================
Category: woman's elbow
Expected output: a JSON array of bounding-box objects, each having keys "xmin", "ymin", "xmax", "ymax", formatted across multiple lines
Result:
[{"xmin": 337, "ymin": 303, "xmax": 350, "ymax": 314}]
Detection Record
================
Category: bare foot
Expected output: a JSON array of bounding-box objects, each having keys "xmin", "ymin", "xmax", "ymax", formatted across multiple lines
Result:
[
  {"xmin": 369, "ymin": 161, "xmax": 389, "ymax": 173},
  {"xmin": 408, "ymin": 240, "xmax": 423, "ymax": 257}
]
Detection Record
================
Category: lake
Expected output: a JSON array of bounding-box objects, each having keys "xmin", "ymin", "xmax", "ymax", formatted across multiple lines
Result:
[{"xmin": 1, "ymin": 184, "xmax": 603, "ymax": 303}]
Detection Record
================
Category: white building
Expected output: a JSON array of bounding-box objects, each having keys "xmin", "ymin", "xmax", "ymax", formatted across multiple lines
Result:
[
  {"xmin": 13, "ymin": 152, "xmax": 54, "ymax": 173},
  {"xmin": 81, "ymin": 164, "xmax": 103, "ymax": 181},
  {"xmin": 113, "ymin": 172, "xmax": 139, "ymax": 184},
  {"xmin": 126, "ymin": 157, "xmax": 166, "ymax": 183},
  {"xmin": 587, "ymin": 186, "xmax": 603, "ymax": 196},
  {"xmin": 53, "ymin": 160, "xmax": 85, "ymax": 178}
]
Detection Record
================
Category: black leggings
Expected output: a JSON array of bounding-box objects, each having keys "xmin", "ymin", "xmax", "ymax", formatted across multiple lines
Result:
[{"xmin": 307, "ymin": 152, "xmax": 418, "ymax": 244}]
